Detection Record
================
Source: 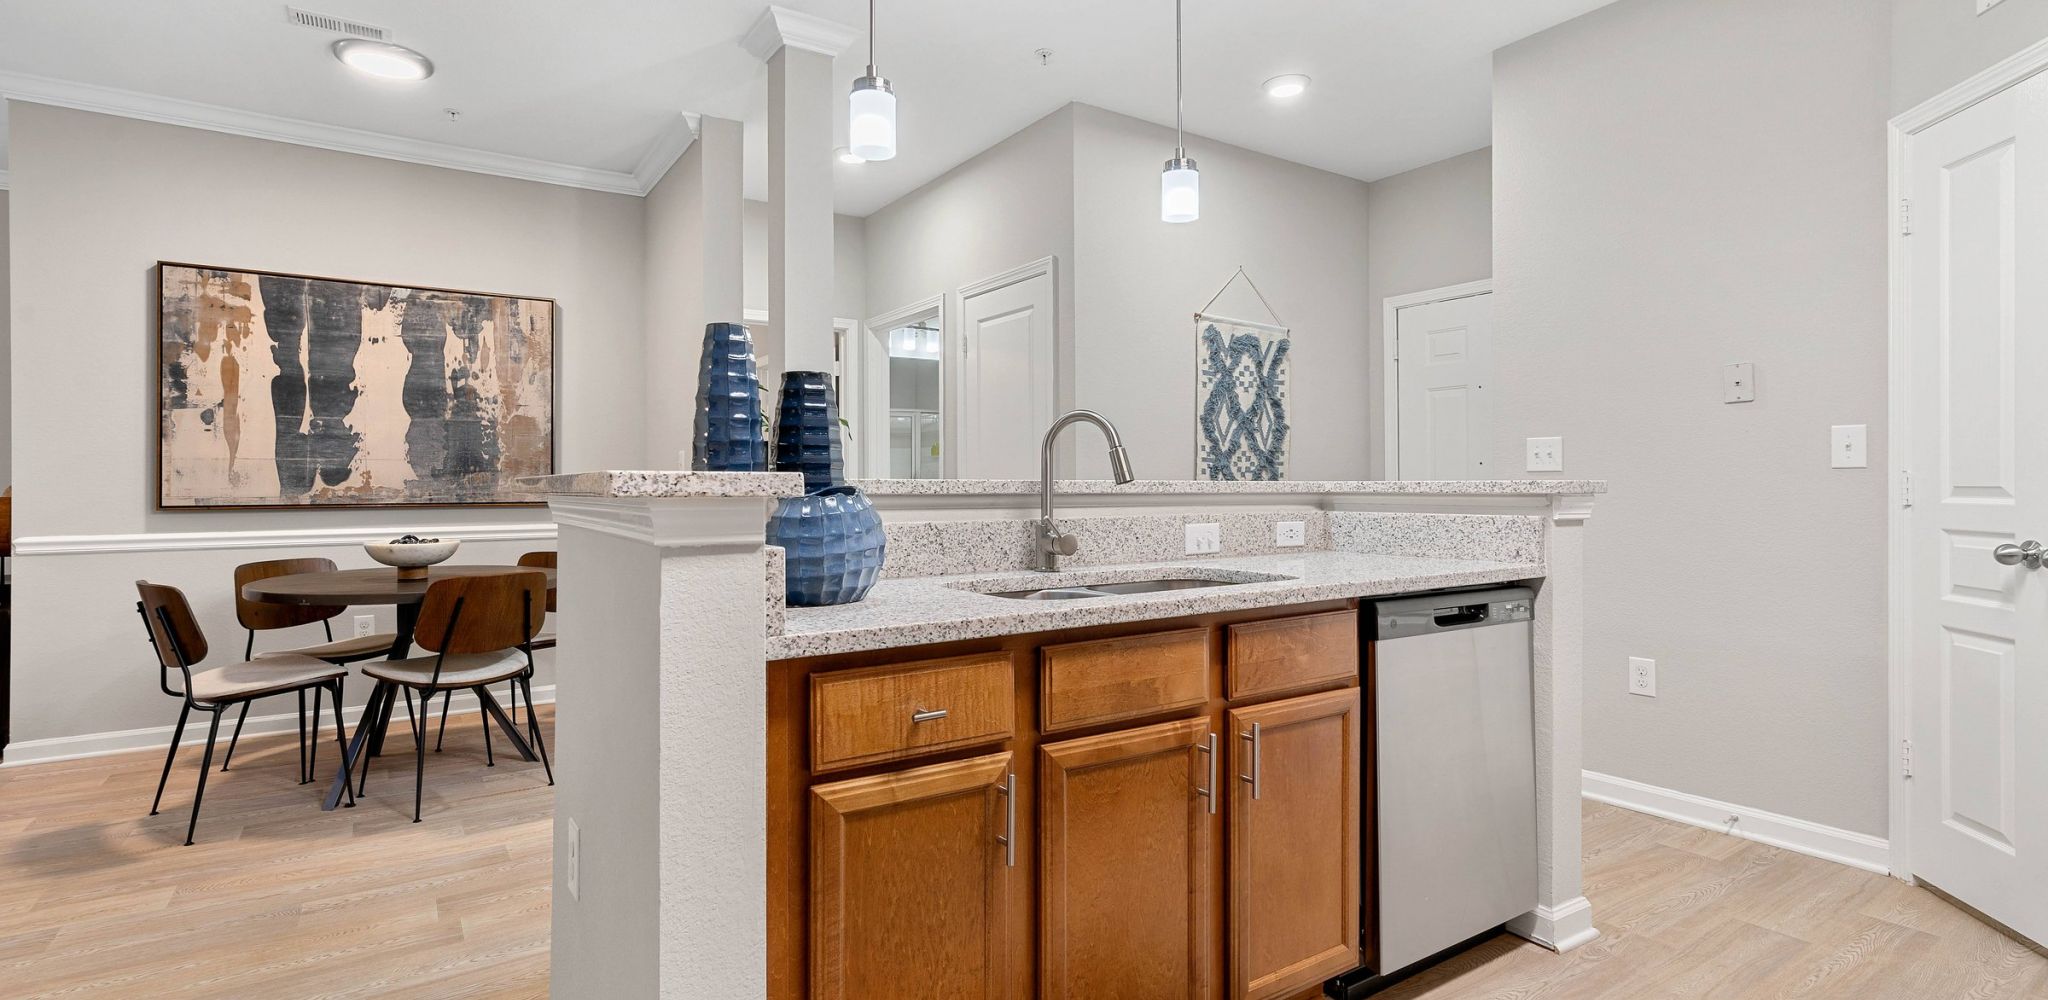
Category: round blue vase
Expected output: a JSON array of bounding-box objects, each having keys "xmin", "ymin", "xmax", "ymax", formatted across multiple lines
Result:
[
  {"xmin": 767, "ymin": 486, "xmax": 887, "ymax": 607},
  {"xmin": 692, "ymin": 322, "xmax": 767, "ymax": 471},
  {"xmin": 773, "ymin": 370, "xmax": 845, "ymax": 493}
]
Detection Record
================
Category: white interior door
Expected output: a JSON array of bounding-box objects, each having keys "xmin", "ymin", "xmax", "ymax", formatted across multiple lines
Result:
[
  {"xmin": 1395, "ymin": 292, "xmax": 1494, "ymax": 479},
  {"xmin": 957, "ymin": 264, "xmax": 1055, "ymax": 479},
  {"xmin": 1906, "ymin": 72, "xmax": 2048, "ymax": 946}
]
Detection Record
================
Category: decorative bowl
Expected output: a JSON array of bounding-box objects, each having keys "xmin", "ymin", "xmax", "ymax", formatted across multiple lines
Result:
[{"xmin": 364, "ymin": 535, "xmax": 461, "ymax": 580}]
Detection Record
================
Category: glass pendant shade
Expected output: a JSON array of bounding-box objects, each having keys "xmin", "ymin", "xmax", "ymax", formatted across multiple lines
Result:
[
  {"xmin": 849, "ymin": 78, "xmax": 897, "ymax": 161},
  {"xmin": 1161, "ymin": 158, "xmax": 1200, "ymax": 223}
]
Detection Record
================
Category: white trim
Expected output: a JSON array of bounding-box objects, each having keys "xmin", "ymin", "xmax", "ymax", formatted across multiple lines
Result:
[
  {"xmin": 1505, "ymin": 896, "xmax": 1599, "ymax": 953},
  {"xmin": 741, "ymin": 5, "xmax": 862, "ymax": 61},
  {"xmin": 13, "ymin": 522, "xmax": 555, "ymax": 557},
  {"xmin": 1584, "ymin": 769, "xmax": 1891, "ymax": 876},
  {"xmin": 956, "ymin": 255, "xmax": 1057, "ymax": 300},
  {"xmin": 1379, "ymin": 279, "xmax": 1492, "ymax": 480},
  {"xmin": 1883, "ymin": 33, "xmax": 2048, "ymax": 888},
  {"xmin": 549, "ymin": 495, "xmax": 776, "ymax": 549},
  {"xmin": 0, "ymin": 69, "xmax": 654, "ymax": 195},
  {"xmin": 629, "ymin": 114, "xmax": 702, "ymax": 194},
  {"xmin": 863, "ymin": 295, "xmax": 946, "ymax": 480},
  {"xmin": 0, "ymin": 685, "xmax": 554, "ymax": 768}
]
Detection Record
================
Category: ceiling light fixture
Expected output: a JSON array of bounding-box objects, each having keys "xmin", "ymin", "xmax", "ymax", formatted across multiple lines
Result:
[
  {"xmin": 848, "ymin": 0, "xmax": 897, "ymax": 161},
  {"xmin": 836, "ymin": 147, "xmax": 867, "ymax": 165},
  {"xmin": 331, "ymin": 38, "xmax": 434, "ymax": 81},
  {"xmin": 1263, "ymin": 74, "xmax": 1310, "ymax": 99},
  {"xmin": 1161, "ymin": 0, "xmax": 1198, "ymax": 223}
]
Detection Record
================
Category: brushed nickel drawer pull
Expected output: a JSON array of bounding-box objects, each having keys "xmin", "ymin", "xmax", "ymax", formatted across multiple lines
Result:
[
  {"xmin": 1240, "ymin": 723, "xmax": 1262, "ymax": 800},
  {"xmin": 1196, "ymin": 732, "xmax": 1219, "ymax": 814},
  {"xmin": 997, "ymin": 770, "xmax": 1017, "ymax": 867},
  {"xmin": 911, "ymin": 708, "xmax": 949, "ymax": 724}
]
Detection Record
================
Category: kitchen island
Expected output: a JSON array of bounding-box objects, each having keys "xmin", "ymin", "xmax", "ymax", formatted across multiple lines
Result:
[{"xmin": 532, "ymin": 473, "xmax": 1602, "ymax": 999}]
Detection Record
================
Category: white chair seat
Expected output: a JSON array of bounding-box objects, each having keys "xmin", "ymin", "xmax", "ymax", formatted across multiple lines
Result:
[
  {"xmin": 190, "ymin": 654, "xmax": 347, "ymax": 704},
  {"xmin": 361, "ymin": 650, "xmax": 527, "ymax": 688},
  {"xmin": 259, "ymin": 632, "xmax": 399, "ymax": 662}
]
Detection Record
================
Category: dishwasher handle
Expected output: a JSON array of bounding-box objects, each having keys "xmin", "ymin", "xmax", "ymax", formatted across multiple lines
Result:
[{"xmin": 1431, "ymin": 604, "xmax": 1489, "ymax": 627}]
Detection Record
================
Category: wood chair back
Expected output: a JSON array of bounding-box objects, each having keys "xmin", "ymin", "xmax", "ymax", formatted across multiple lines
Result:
[
  {"xmin": 234, "ymin": 557, "xmax": 346, "ymax": 631},
  {"xmin": 135, "ymin": 581, "xmax": 209, "ymax": 699},
  {"xmin": 0, "ymin": 490, "xmax": 12, "ymax": 558},
  {"xmin": 414, "ymin": 571, "xmax": 547, "ymax": 655},
  {"xmin": 517, "ymin": 551, "xmax": 557, "ymax": 611}
]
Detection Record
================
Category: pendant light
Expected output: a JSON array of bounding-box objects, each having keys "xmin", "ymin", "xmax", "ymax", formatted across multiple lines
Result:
[
  {"xmin": 848, "ymin": 0, "xmax": 897, "ymax": 161},
  {"xmin": 1161, "ymin": 0, "xmax": 1199, "ymax": 223}
]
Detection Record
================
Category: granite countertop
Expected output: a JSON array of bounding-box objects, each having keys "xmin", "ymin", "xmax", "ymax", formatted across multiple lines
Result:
[
  {"xmin": 767, "ymin": 549, "xmax": 1544, "ymax": 659},
  {"xmin": 524, "ymin": 472, "xmax": 1606, "ymax": 500},
  {"xmin": 522, "ymin": 470, "xmax": 805, "ymax": 497}
]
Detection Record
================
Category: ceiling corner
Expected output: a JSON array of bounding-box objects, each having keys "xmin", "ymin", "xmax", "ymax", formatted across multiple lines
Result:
[{"xmin": 740, "ymin": 5, "xmax": 862, "ymax": 62}]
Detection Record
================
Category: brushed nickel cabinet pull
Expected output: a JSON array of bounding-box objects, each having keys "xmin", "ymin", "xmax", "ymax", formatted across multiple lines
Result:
[
  {"xmin": 1240, "ymin": 723, "xmax": 1262, "ymax": 800},
  {"xmin": 997, "ymin": 770, "xmax": 1016, "ymax": 867},
  {"xmin": 1196, "ymin": 732, "xmax": 1219, "ymax": 814},
  {"xmin": 911, "ymin": 708, "xmax": 949, "ymax": 723}
]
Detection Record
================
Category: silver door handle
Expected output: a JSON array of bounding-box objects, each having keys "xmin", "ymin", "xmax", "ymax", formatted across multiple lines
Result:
[
  {"xmin": 911, "ymin": 708, "xmax": 949, "ymax": 723},
  {"xmin": 1196, "ymin": 732, "xmax": 1219, "ymax": 814},
  {"xmin": 1240, "ymin": 723, "xmax": 1262, "ymax": 800},
  {"xmin": 997, "ymin": 770, "xmax": 1016, "ymax": 868},
  {"xmin": 1994, "ymin": 540, "xmax": 2045, "ymax": 568}
]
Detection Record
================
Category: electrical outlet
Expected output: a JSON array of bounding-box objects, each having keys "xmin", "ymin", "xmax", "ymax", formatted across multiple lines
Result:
[
  {"xmin": 566, "ymin": 817, "xmax": 581, "ymax": 900},
  {"xmin": 353, "ymin": 615, "xmax": 375, "ymax": 638},
  {"xmin": 1274, "ymin": 520, "xmax": 1307, "ymax": 547},
  {"xmin": 1629, "ymin": 657, "xmax": 1657, "ymax": 697},
  {"xmin": 1184, "ymin": 522, "xmax": 1221, "ymax": 555},
  {"xmin": 1526, "ymin": 437, "xmax": 1563, "ymax": 473}
]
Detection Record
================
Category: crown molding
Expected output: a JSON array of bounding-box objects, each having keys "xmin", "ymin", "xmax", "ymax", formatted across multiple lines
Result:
[
  {"xmin": 0, "ymin": 69, "xmax": 667, "ymax": 196},
  {"xmin": 630, "ymin": 113, "xmax": 702, "ymax": 192},
  {"xmin": 742, "ymin": 5, "xmax": 862, "ymax": 62}
]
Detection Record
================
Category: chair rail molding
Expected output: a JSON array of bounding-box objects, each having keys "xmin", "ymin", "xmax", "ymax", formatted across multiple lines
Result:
[{"xmin": 12, "ymin": 522, "xmax": 558, "ymax": 557}]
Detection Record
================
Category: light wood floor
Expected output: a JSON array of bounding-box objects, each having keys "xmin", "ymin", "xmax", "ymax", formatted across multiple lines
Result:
[{"xmin": 6, "ymin": 717, "xmax": 2045, "ymax": 999}]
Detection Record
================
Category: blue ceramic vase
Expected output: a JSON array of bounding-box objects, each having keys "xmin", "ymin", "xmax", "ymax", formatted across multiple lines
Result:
[
  {"xmin": 773, "ymin": 370, "xmax": 845, "ymax": 492},
  {"xmin": 767, "ymin": 486, "xmax": 887, "ymax": 606},
  {"xmin": 691, "ymin": 322, "xmax": 767, "ymax": 471}
]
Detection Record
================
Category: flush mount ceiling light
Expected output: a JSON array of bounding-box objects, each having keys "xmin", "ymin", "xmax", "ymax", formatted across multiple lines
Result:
[
  {"xmin": 1263, "ymin": 74, "xmax": 1310, "ymax": 99},
  {"xmin": 331, "ymin": 38, "xmax": 433, "ymax": 81},
  {"xmin": 1160, "ymin": 0, "xmax": 1198, "ymax": 223},
  {"xmin": 848, "ymin": 0, "xmax": 897, "ymax": 161},
  {"xmin": 836, "ymin": 147, "xmax": 867, "ymax": 165}
]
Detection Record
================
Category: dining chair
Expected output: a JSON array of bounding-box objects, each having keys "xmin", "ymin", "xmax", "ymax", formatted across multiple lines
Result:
[
  {"xmin": 355, "ymin": 571, "xmax": 552, "ymax": 822},
  {"xmin": 435, "ymin": 550, "xmax": 555, "ymax": 751},
  {"xmin": 135, "ymin": 580, "xmax": 354, "ymax": 845},
  {"xmin": 224, "ymin": 558, "xmax": 399, "ymax": 782}
]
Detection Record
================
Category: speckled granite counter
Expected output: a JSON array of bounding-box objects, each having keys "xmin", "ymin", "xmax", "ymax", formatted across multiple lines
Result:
[
  {"xmin": 851, "ymin": 477, "xmax": 1608, "ymax": 496},
  {"xmin": 768, "ymin": 549, "xmax": 1542, "ymax": 659}
]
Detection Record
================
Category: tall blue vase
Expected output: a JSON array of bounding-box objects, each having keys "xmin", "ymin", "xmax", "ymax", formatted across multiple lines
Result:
[
  {"xmin": 773, "ymin": 370, "xmax": 844, "ymax": 492},
  {"xmin": 767, "ymin": 486, "xmax": 887, "ymax": 606},
  {"xmin": 691, "ymin": 322, "xmax": 767, "ymax": 472}
]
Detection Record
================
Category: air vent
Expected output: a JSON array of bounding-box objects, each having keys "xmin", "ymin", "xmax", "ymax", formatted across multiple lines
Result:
[{"xmin": 286, "ymin": 6, "xmax": 391, "ymax": 41}]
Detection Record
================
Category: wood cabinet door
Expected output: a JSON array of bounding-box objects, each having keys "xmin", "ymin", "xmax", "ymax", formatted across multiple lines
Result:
[
  {"xmin": 1040, "ymin": 718, "xmax": 1217, "ymax": 1000},
  {"xmin": 1228, "ymin": 688, "xmax": 1362, "ymax": 1000},
  {"xmin": 811, "ymin": 752, "xmax": 1015, "ymax": 1000}
]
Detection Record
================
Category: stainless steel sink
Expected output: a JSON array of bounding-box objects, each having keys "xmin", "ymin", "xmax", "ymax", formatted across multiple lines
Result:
[{"xmin": 988, "ymin": 577, "xmax": 1243, "ymax": 601}]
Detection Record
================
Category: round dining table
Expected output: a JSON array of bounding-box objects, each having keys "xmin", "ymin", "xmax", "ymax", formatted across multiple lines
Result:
[{"xmin": 242, "ymin": 564, "xmax": 557, "ymax": 810}]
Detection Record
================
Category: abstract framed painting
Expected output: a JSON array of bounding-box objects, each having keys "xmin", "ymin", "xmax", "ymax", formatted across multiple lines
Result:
[{"xmin": 157, "ymin": 262, "xmax": 555, "ymax": 509}]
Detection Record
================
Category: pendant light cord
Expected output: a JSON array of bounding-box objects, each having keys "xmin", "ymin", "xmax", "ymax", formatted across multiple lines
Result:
[
  {"xmin": 1174, "ymin": 0, "xmax": 1185, "ymax": 158},
  {"xmin": 868, "ymin": 0, "xmax": 876, "ymax": 74}
]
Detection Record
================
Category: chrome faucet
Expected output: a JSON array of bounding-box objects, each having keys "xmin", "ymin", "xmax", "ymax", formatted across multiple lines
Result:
[{"xmin": 1037, "ymin": 410, "xmax": 1136, "ymax": 571}]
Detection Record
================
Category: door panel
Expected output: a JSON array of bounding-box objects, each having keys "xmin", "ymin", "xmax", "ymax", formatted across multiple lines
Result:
[
  {"xmin": 959, "ymin": 267, "xmax": 1056, "ymax": 479},
  {"xmin": 1395, "ymin": 292, "xmax": 1493, "ymax": 480},
  {"xmin": 811, "ymin": 752, "xmax": 1014, "ymax": 1000},
  {"xmin": 1040, "ymin": 718, "xmax": 1215, "ymax": 1000},
  {"xmin": 1907, "ymin": 72, "xmax": 2048, "ymax": 945}
]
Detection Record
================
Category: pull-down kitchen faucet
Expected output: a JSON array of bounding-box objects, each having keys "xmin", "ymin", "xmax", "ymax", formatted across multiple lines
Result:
[{"xmin": 1037, "ymin": 410, "xmax": 1136, "ymax": 571}]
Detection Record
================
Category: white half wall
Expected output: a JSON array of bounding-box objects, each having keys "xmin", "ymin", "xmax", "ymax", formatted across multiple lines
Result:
[{"xmin": 1492, "ymin": 0, "xmax": 1892, "ymax": 837}]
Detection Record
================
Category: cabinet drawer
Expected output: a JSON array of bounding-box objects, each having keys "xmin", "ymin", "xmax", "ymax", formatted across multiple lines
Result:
[
  {"xmin": 1040, "ymin": 628, "xmax": 1210, "ymax": 734},
  {"xmin": 1226, "ymin": 610, "xmax": 1359, "ymax": 700},
  {"xmin": 811, "ymin": 653, "xmax": 1015, "ymax": 773}
]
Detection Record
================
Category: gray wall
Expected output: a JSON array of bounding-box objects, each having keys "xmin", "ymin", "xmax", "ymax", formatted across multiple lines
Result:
[
  {"xmin": 1892, "ymin": 0, "xmax": 2048, "ymax": 113},
  {"xmin": 6, "ymin": 103, "xmax": 645, "ymax": 750},
  {"xmin": 1493, "ymin": 0, "xmax": 1893, "ymax": 835},
  {"xmin": 1363, "ymin": 147, "xmax": 1493, "ymax": 478},
  {"xmin": 741, "ymin": 198, "xmax": 867, "ymax": 324},
  {"xmin": 0, "ymin": 188, "xmax": 10, "ymax": 491},
  {"xmin": 645, "ymin": 120, "xmax": 745, "ymax": 469}
]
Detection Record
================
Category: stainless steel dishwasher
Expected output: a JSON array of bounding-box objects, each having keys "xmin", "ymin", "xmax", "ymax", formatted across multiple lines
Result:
[{"xmin": 1371, "ymin": 587, "xmax": 1537, "ymax": 977}]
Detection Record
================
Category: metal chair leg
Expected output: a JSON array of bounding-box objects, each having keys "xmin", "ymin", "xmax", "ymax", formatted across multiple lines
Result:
[
  {"xmin": 151, "ymin": 703, "xmax": 192, "ymax": 816},
  {"xmin": 434, "ymin": 691, "xmax": 453, "ymax": 752},
  {"xmin": 330, "ymin": 681, "xmax": 356, "ymax": 808},
  {"xmin": 521, "ymin": 676, "xmax": 553, "ymax": 787},
  {"xmin": 186, "ymin": 709, "xmax": 225, "ymax": 846},
  {"xmin": 478, "ymin": 686, "xmax": 495, "ymax": 767},
  {"xmin": 402, "ymin": 688, "xmax": 418, "ymax": 742},
  {"xmin": 296, "ymin": 690, "xmax": 308, "ymax": 783},
  {"xmin": 305, "ymin": 686, "xmax": 324, "ymax": 785},
  {"xmin": 220, "ymin": 702, "xmax": 251, "ymax": 772},
  {"xmin": 413, "ymin": 688, "xmax": 429, "ymax": 823},
  {"xmin": 508, "ymin": 680, "xmax": 520, "ymax": 727}
]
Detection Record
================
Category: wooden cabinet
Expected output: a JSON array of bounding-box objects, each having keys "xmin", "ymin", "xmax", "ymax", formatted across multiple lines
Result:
[
  {"xmin": 1040, "ymin": 628, "xmax": 1209, "ymax": 733},
  {"xmin": 810, "ymin": 752, "xmax": 1016, "ymax": 1000},
  {"xmin": 1226, "ymin": 610, "xmax": 1359, "ymax": 700},
  {"xmin": 810, "ymin": 653, "xmax": 1015, "ymax": 774},
  {"xmin": 1228, "ymin": 688, "xmax": 1362, "ymax": 1000},
  {"xmin": 1040, "ymin": 718, "xmax": 1217, "ymax": 999}
]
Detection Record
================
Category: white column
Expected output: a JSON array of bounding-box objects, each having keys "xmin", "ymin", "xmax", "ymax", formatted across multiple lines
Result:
[{"xmin": 744, "ymin": 5, "xmax": 858, "ymax": 388}]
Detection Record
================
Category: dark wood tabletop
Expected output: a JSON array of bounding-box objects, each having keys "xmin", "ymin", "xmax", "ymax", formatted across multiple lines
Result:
[{"xmin": 240, "ymin": 564, "xmax": 557, "ymax": 606}]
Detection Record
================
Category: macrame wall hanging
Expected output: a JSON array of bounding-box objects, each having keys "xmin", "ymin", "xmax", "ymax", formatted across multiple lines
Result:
[{"xmin": 1194, "ymin": 267, "xmax": 1291, "ymax": 481}]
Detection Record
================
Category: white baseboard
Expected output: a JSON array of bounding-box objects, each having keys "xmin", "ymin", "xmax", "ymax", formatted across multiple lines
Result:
[
  {"xmin": 1, "ymin": 685, "xmax": 556, "ymax": 768},
  {"xmin": 1583, "ymin": 769, "xmax": 1890, "ymax": 876},
  {"xmin": 1507, "ymin": 896, "xmax": 1599, "ymax": 953}
]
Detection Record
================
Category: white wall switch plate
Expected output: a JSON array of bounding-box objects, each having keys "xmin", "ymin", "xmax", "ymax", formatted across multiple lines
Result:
[
  {"xmin": 566, "ymin": 817, "xmax": 581, "ymax": 900},
  {"xmin": 353, "ymin": 615, "xmax": 376, "ymax": 638},
  {"xmin": 1629, "ymin": 657, "xmax": 1657, "ymax": 697},
  {"xmin": 1722, "ymin": 362, "xmax": 1756, "ymax": 403},
  {"xmin": 1831, "ymin": 424, "xmax": 1868, "ymax": 468},
  {"xmin": 1525, "ymin": 437, "xmax": 1563, "ymax": 473},
  {"xmin": 1185, "ymin": 522, "xmax": 1221, "ymax": 555},
  {"xmin": 1274, "ymin": 520, "xmax": 1307, "ymax": 547}
]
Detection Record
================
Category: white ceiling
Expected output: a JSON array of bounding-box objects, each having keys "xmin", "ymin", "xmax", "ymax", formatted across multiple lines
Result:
[{"xmin": 0, "ymin": 0, "xmax": 1620, "ymax": 216}]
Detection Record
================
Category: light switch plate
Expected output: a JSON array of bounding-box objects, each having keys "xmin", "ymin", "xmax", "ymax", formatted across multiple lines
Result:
[
  {"xmin": 1722, "ymin": 362, "xmax": 1756, "ymax": 403},
  {"xmin": 1526, "ymin": 437, "xmax": 1563, "ymax": 473},
  {"xmin": 566, "ymin": 817, "xmax": 581, "ymax": 900},
  {"xmin": 1831, "ymin": 424, "xmax": 1868, "ymax": 468},
  {"xmin": 1274, "ymin": 521, "xmax": 1307, "ymax": 547},
  {"xmin": 1185, "ymin": 522, "xmax": 1221, "ymax": 555}
]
